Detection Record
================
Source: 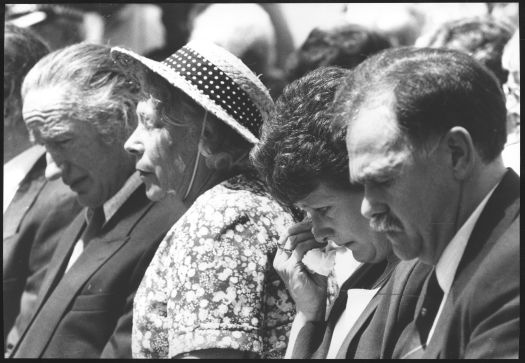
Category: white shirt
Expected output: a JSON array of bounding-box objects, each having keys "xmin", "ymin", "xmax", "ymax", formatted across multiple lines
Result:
[
  {"xmin": 326, "ymin": 286, "xmax": 380, "ymax": 358},
  {"xmin": 64, "ymin": 172, "xmax": 142, "ymax": 272},
  {"xmin": 427, "ymin": 180, "xmax": 500, "ymax": 344}
]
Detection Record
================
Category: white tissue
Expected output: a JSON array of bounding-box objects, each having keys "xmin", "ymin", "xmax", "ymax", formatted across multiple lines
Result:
[{"xmin": 302, "ymin": 243, "xmax": 339, "ymax": 276}]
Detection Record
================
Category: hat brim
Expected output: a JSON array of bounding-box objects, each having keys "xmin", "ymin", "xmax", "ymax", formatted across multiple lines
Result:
[{"xmin": 111, "ymin": 47, "xmax": 259, "ymax": 144}]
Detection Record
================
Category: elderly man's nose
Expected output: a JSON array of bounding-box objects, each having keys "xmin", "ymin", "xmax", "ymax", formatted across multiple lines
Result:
[{"xmin": 45, "ymin": 152, "xmax": 63, "ymax": 180}]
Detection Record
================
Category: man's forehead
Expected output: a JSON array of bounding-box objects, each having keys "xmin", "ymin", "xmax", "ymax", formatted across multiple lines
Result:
[
  {"xmin": 345, "ymin": 94, "xmax": 413, "ymax": 183},
  {"xmin": 23, "ymin": 88, "xmax": 70, "ymax": 114},
  {"xmin": 23, "ymin": 90, "xmax": 74, "ymax": 128}
]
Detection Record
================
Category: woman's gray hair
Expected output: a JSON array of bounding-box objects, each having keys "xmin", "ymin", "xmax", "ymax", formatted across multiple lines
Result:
[{"xmin": 21, "ymin": 42, "xmax": 141, "ymax": 145}]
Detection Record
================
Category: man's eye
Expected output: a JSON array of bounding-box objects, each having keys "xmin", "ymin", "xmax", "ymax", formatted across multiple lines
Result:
[
  {"xmin": 57, "ymin": 139, "xmax": 71, "ymax": 145},
  {"xmin": 315, "ymin": 206, "xmax": 331, "ymax": 216}
]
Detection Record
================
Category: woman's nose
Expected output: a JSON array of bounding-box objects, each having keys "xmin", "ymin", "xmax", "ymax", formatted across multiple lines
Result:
[
  {"xmin": 310, "ymin": 215, "xmax": 331, "ymax": 243},
  {"xmin": 124, "ymin": 127, "xmax": 144, "ymax": 157}
]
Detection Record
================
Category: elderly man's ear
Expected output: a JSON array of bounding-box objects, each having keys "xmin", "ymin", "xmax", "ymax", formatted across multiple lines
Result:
[{"xmin": 444, "ymin": 126, "xmax": 476, "ymax": 180}]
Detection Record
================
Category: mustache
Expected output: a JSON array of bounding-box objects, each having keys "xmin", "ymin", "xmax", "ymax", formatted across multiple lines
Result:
[{"xmin": 369, "ymin": 213, "xmax": 403, "ymax": 233}]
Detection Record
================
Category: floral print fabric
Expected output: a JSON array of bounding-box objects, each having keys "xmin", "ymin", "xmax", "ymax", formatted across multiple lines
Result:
[{"xmin": 132, "ymin": 174, "xmax": 296, "ymax": 358}]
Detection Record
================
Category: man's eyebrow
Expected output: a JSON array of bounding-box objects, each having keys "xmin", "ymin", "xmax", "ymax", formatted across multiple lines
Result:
[{"xmin": 351, "ymin": 162, "xmax": 403, "ymax": 184}]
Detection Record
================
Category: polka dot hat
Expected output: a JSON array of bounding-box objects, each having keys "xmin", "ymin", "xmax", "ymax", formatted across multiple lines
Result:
[{"xmin": 111, "ymin": 41, "xmax": 274, "ymax": 144}]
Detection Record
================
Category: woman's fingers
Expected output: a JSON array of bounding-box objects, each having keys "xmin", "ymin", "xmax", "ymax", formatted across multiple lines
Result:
[
  {"xmin": 292, "ymin": 239, "xmax": 324, "ymax": 261},
  {"xmin": 287, "ymin": 218, "xmax": 313, "ymax": 236},
  {"xmin": 282, "ymin": 231, "xmax": 315, "ymax": 250}
]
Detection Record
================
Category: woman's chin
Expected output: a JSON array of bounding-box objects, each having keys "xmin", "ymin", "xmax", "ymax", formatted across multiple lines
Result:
[{"xmin": 145, "ymin": 185, "xmax": 168, "ymax": 202}]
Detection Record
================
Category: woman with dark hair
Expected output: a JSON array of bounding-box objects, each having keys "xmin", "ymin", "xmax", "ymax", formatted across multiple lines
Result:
[
  {"xmin": 251, "ymin": 66, "xmax": 398, "ymax": 358},
  {"xmin": 112, "ymin": 41, "xmax": 296, "ymax": 359}
]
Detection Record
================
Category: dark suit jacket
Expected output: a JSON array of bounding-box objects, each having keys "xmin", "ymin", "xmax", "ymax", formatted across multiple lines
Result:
[
  {"xmin": 3, "ymin": 155, "xmax": 82, "ymax": 347},
  {"xmin": 387, "ymin": 169, "xmax": 520, "ymax": 359},
  {"xmin": 8, "ymin": 184, "xmax": 187, "ymax": 358},
  {"xmin": 291, "ymin": 257, "xmax": 432, "ymax": 359}
]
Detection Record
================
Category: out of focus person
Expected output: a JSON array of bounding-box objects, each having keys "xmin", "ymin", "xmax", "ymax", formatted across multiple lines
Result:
[
  {"xmin": 112, "ymin": 41, "xmax": 296, "ymax": 359},
  {"xmin": 284, "ymin": 21, "xmax": 392, "ymax": 83},
  {"xmin": 102, "ymin": 4, "xmax": 165, "ymax": 55},
  {"xmin": 188, "ymin": 3, "xmax": 286, "ymax": 99},
  {"xmin": 7, "ymin": 43, "xmax": 186, "ymax": 358},
  {"xmin": 343, "ymin": 46, "xmax": 519, "ymax": 358},
  {"xmin": 417, "ymin": 16, "xmax": 513, "ymax": 85},
  {"xmin": 488, "ymin": 2, "xmax": 519, "ymax": 31},
  {"xmin": 145, "ymin": 3, "xmax": 195, "ymax": 61},
  {"xmin": 3, "ymin": 23, "xmax": 82, "ymax": 352},
  {"xmin": 251, "ymin": 66, "xmax": 402, "ymax": 359},
  {"xmin": 343, "ymin": 3, "xmax": 425, "ymax": 46},
  {"xmin": 5, "ymin": 4, "xmax": 86, "ymax": 51},
  {"xmin": 413, "ymin": 2, "xmax": 488, "ymax": 38},
  {"xmin": 501, "ymin": 30, "xmax": 520, "ymax": 174}
]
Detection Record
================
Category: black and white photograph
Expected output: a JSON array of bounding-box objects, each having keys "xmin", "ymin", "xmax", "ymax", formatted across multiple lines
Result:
[{"xmin": 3, "ymin": 2, "xmax": 520, "ymax": 359}]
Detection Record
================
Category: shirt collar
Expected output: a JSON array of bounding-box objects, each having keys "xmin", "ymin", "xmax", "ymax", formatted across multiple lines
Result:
[
  {"xmin": 435, "ymin": 180, "xmax": 501, "ymax": 294},
  {"xmin": 84, "ymin": 171, "xmax": 142, "ymax": 225}
]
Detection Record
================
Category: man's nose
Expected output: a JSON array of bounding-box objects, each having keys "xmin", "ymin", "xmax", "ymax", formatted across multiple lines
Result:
[
  {"xmin": 44, "ymin": 152, "xmax": 63, "ymax": 180},
  {"xmin": 124, "ymin": 127, "xmax": 144, "ymax": 157},
  {"xmin": 361, "ymin": 186, "xmax": 388, "ymax": 220}
]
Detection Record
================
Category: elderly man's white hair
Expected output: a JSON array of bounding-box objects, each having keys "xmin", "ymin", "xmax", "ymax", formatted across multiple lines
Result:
[{"xmin": 188, "ymin": 4, "xmax": 276, "ymax": 73}]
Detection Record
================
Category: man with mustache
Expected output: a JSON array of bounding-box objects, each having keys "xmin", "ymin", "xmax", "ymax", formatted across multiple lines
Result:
[
  {"xmin": 342, "ymin": 47, "xmax": 519, "ymax": 358},
  {"xmin": 6, "ymin": 43, "xmax": 186, "ymax": 358}
]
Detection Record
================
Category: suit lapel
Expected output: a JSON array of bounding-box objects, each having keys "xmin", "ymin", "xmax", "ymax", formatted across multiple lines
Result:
[
  {"xmin": 3, "ymin": 162, "xmax": 47, "ymax": 238},
  {"xmin": 334, "ymin": 294, "xmax": 380, "ymax": 358},
  {"xmin": 11, "ymin": 187, "xmax": 153, "ymax": 357},
  {"xmin": 10, "ymin": 213, "xmax": 85, "ymax": 356},
  {"xmin": 422, "ymin": 169, "xmax": 520, "ymax": 359}
]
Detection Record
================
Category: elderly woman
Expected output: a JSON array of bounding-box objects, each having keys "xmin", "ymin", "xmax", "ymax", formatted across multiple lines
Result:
[
  {"xmin": 250, "ymin": 66, "xmax": 399, "ymax": 358},
  {"xmin": 111, "ymin": 42, "xmax": 296, "ymax": 359}
]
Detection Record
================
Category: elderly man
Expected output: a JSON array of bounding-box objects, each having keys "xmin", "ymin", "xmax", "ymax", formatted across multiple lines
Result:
[
  {"xmin": 3, "ymin": 24, "xmax": 82, "ymax": 349},
  {"xmin": 341, "ymin": 47, "xmax": 519, "ymax": 358},
  {"xmin": 6, "ymin": 43, "xmax": 186, "ymax": 358}
]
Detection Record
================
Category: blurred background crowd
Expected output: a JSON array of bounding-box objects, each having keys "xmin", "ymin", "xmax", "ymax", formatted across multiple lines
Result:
[{"xmin": 4, "ymin": 2, "xmax": 520, "ymax": 171}]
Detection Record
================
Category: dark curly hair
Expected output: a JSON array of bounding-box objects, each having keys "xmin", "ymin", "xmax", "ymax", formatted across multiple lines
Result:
[
  {"xmin": 251, "ymin": 66, "xmax": 361, "ymax": 206},
  {"xmin": 419, "ymin": 16, "xmax": 513, "ymax": 85},
  {"xmin": 284, "ymin": 23, "xmax": 392, "ymax": 83}
]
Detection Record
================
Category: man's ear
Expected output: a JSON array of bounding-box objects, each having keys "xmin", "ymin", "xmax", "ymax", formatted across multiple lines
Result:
[{"xmin": 444, "ymin": 126, "xmax": 476, "ymax": 180}]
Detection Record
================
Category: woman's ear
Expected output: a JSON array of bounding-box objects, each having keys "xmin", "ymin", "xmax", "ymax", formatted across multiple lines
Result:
[{"xmin": 444, "ymin": 126, "xmax": 476, "ymax": 180}]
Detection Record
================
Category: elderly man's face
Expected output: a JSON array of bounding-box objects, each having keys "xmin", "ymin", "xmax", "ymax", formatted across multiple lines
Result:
[
  {"xmin": 124, "ymin": 98, "xmax": 189, "ymax": 201},
  {"xmin": 346, "ymin": 94, "xmax": 458, "ymax": 264},
  {"xmin": 23, "ymin": 89, "xmax": 134, "ymax": 208},
  {"xmin": 296, "ymin": 182, "xmax": 392, "ymax": 263}
]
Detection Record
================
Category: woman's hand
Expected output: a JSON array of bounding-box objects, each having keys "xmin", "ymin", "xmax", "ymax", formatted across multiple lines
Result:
[{"xmin": 274, "ymin": 219, "xmax": 327, "ymax": 322}]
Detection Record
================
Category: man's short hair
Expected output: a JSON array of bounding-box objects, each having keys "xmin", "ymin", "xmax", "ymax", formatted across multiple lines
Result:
[
  {"xmin": 4, "ymin": 24, "xmax": 50, "ymax": 128},
  {"xmin": 336, "ymin": 47, "xmax": 507, "ymax": 162},
  {"xmin": 285, "ymin": 23, "xmax": 392, "ymax": 83},
  {"xmin": 22, "ymin": 43, "xmax": 141, "ymax": 145},
  {"xmin": 418, "ymin": 17, "xmax": 513, "ymax": 85},
  {"xmin": 251, "ymin": 66, "xmax": 358, "ymax": 205}
]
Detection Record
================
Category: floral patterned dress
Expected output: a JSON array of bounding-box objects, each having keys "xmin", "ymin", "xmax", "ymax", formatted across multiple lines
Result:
[{"xmin": 132, "ymin": 174, "xmax": 297, "ymax": 358}]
